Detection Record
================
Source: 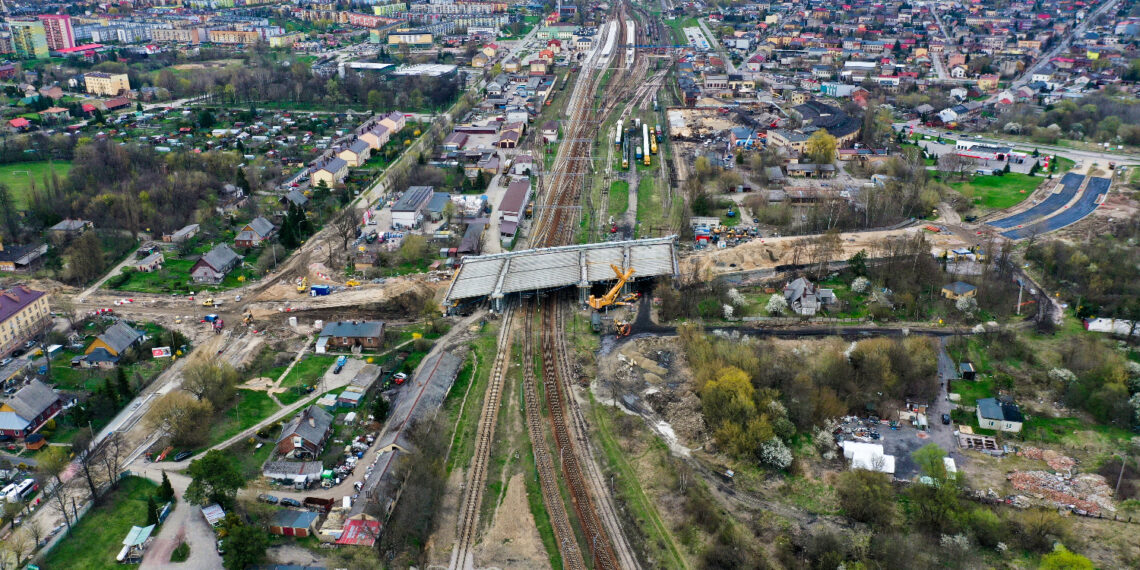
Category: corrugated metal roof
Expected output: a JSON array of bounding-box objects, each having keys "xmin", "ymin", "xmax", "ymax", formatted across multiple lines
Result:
[{"xmin": 444, "ymin": 237, "xmax": 677, "ymax": 303}]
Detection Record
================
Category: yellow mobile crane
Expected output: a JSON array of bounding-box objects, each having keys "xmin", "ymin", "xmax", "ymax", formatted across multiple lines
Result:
[{"xmin": 587, "ymin": 264, "xmax": 638, "ymax": 310}]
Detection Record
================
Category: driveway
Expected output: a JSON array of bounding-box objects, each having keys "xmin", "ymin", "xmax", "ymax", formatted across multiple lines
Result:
[{"xmin": 138, "ymin": 466, "xmax": 222, "ymax": 569}]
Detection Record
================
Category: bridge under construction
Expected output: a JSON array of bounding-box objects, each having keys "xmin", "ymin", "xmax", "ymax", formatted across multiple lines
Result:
[{"xmin": 443, "ymin": 236, "xmax": 678, "ymax": 311}]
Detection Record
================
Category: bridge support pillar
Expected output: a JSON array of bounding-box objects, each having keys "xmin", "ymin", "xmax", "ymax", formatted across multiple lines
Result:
[
  {"xmin": 490, "ymin": 294, "xmax": 504, "ymax": 313},
  {"xmin": 578, "ymin": 281, "xmax": 590, "ymax": 305}
]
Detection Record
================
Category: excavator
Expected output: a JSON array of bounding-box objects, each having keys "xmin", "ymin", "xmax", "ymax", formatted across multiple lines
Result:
[
  {"xmin": 297, "ymin": 276, "xmax": 308, "ymax": 293},
  {"xmin": 587, "ymin": 264, "xmax": 639, "ymax": 310}
]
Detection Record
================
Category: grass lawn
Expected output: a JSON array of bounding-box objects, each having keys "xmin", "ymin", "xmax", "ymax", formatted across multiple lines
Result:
[
  {"xmin": 1020, "ymin": 415, "xmax": 1134, "ymax": 446},
  {"xmin": 205, "ymin": 389, "xmax": 280, "ymax": 448},
  {"xmin": 592, "ymin": 398, "xmax": 687, "ymax": 569},
  {"xmin": 934, "ymin": 172, "xmax": 1043, "ymax": 209},
  {"xmin": 41, "ymin": 476, "xmax": 158, "ymax": 570},
  {"xmin": 279, "ymin": 355, "xmax": 336, "ymax": 389},
  {"xmin": 109, "ymin": 259, "xmax": 195, "ymax": 293},
  {"xmin": 950, "ymin": 378, "xmax": 994, "ymax": 407},
  {"xmin": 608, "ymin": 180, "xmax": 629, "ymax": 218},
  {"xmin": 225, "ymin": 434, "xmax": 276, "ymax": 479},
  {"xmin": 0, "ymin": 160, "xmax": 72, "ymax": 208}
]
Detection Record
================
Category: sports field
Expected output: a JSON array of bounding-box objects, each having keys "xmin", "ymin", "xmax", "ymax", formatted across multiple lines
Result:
[{"xmin": 0, "ymin": 160, "xmax": 72, "ymax": 207}]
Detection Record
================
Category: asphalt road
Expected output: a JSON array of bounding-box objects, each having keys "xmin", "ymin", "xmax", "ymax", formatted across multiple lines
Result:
[
  {"xmin": 988, "ymin": 172, "xmax": 1085, "ymax": 229},
  {"xmin": 1001, "ymin": 176, "xmax": 1111, "ymax": 239}
]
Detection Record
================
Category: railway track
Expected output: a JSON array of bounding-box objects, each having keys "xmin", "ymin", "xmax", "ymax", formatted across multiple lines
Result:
[
  {"xmin": 521, "ymin": 302, "xmax": 586, "ymax": 570},
  {"xmin": 449, "ymin": 308, "xmax": 515, "ymax": 570}
]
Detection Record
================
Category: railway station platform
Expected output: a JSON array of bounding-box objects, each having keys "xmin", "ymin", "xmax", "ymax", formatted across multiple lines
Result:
[{"xmin": 443, "ymin": 237, "xmax": 679, "ymax": 311}]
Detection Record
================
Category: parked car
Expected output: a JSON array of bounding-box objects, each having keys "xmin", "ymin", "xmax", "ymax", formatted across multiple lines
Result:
[
  {"xmin": 173, "ymin": 451, "xmax": 193, "ymax": 461},
  {"xmin": 0, "ymin": 358, "xmax": 12, "ymax": 367},
  {"xmin": 942, "ymin": 413, "xmax": 951, "ymax": 425},
  {"xmin": 281, "ymin": 498, "xmax": 302, "ymax": 508},
  {"xmin": 257, "ymin": 494, "xmax": 279, "ymax": 504}
]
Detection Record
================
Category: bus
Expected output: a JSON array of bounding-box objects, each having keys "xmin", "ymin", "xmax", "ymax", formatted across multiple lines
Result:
[{"xmin": 4, "ymin": 479, "xmax": 38, "ymax": 503}]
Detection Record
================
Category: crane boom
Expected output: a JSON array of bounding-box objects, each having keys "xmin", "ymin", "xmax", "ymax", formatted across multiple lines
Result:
[{"xmin": 587, "ymin": 264, "xmax": 636, "ymax": 310}]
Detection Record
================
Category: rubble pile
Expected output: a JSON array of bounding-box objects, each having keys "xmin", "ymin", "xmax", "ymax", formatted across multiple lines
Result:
[
  {"xmin": 1017, "ymin": 447, "xmax": 1077, "ymax": 471},
  {"xmin": 1007, "ymin": 470, "xmax": 1115, "ymax": 515}
]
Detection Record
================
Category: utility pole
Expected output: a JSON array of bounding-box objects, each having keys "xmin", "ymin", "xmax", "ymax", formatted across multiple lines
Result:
[
  {"xmin": 1016, "ymin": 280, "xmax": 1023, "ymax": 316},
  {"xmin": 1116, "ymin": 454, "xmax": 1128, "ymax": 497}
]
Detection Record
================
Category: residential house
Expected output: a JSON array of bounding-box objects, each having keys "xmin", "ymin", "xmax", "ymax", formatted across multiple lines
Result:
[
  {"xmin": 190, "ymin": 244, "xmax": 241, "ymax": 284},
  {"xmin": 783, "ymin": 277, "xmax": 836, "ymax": 316},
  {"xmin": 310, "ymin": 157, "xmax": 349, "ymax": 188},
  {"xmin": 39, "ymin": 106, "xmax": 69, "ymax": 123},
  {"xmin": 83, "ymin": 71, "xmax": 129, "ymax": 96},
  {"xmin": 940, "ymin": 281, "xmax": 977, "ymax": 300},
  {"xmin": 0, "ymin": 241, "xmax": 47, "ymax": 273},
  {"xmin": 359, "ymin": 124, "xmax": 390, "ymax": 150},
  {"xmin": 541, "ymin": 121, "xmax": 559, "ymax": 144},
  {"xmin": 338, "ymin": 139, "xmax": 372, "ymax": 167},
  {"xmin": 47, "ymin": 219, "xmax": 92, "ymax": 243},
  {"xmin": 162, "ymin": 224, "xmax": 199, "ymax": 243},
  {"xmin": 510, "ymin": 154, "xmax": 535, "ymax": 176},
  {"xmin": 234, "ymin": 217, "xmax": 276, "ymax": 248},
  {"xmin": 276, "ymin": 405, "xmax": 334, "ymax": 459},
  {"xmin": 130, "ymin": 252, "xmax": 164, "ymax": 272},
  {"xmin": 976, "ymin": 397, "xmax": 1023, "ymax": 433},
  {"xmin": 79, "ymin": 321, "xmax": 144, "ymax": 368},
  {"xmin": 316, "ymin": 320, "xmax": 385, "ymax": 353},
  {"xmin": 938, "ymin": 105, "xmax": 968, "ymax": 123},
  {"xmin": 977, "ymin": 74, "xmax": 1000, "ymax": 92},
  {"xmin": 0, "ymin": 380, "xmax": 62, "ymax": 439},
  {"xmin": 379, "ymin": 111, "xmax": 405, "ymax": 134},
  {"xmin": 0, "ymin": 286, "xmax": 50, "ymax": 359},
  {"xmin": 391, "ymin": 186, "xmax": 434, "ymax": 228},
  {"xmin": 282, "ymin": 189, "xmax": 309, "ymax": 209}
]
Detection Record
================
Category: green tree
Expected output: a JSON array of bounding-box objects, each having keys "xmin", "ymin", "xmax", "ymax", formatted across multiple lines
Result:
[
  {"xmin": 805, "ymin": 129, "xmax": 837, "ymax": 164},
  {"xmin": 146, "ymin": 495, "xmax": 159, "ymax": 526},
  {"xmin": 158, "ymin": 471, "xmax": 176, "ymax": 503},
  {"xmin": 235, "ymin": 168, "xmax": 249, "ymax": 192},
  {"xmin": 0, "ymin": 183, "xmax": 20, "ymax": 240},
  {"xmin": 222, "ymin": 521, "xmax": 269, "ymax": 570},
  {"xmin": 372, "ymin": 396, "xmax": 390, "ymax": 422},
  {"xmin": 197, "ymin": 109, "xmax": 215, "ymax": 129},
  {"xmin": 912, "ymin": 443, "xmax": 949, "ymax": 480},
  {"xmin": 836, "ymin": 469, "xmax": 895, "ymax": 526},
  {"xmin": 184, "ymin": 450, "xmax": 245, "ymax": 509},
  {"xmin": 1039, "ymin": 544, "xmax": 1093, "ymax": 570},
  {"xmin": 114, "ymin": 366, "xmax": 131, "ymax": 401},
  {"xmin": 848, "ymin": 249, "xmax": 868, "ymax": 276},
  {"xmin": 64, "ymin": 231, "xmax": 106, "ymax": 284}
]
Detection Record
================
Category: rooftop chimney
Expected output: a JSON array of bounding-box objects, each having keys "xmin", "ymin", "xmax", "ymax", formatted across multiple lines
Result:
[{"xmin": 308, "ymin": 417, "xmax": 316, "ymax": 428}]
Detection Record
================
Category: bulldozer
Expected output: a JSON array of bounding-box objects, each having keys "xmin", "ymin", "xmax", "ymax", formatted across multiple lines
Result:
[{"xmin": 587, "ymin": 264, "xmax": 638, "ymax": 310}]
